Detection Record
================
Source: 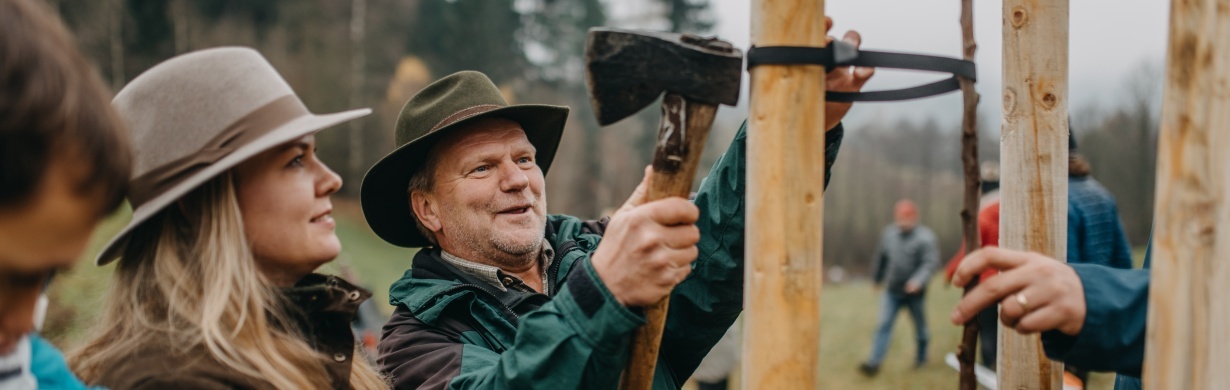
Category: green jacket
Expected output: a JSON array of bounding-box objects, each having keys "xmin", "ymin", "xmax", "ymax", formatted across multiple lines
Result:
[{"xmin": 377, "ymin": 123, "xmax": 844, "ymax": 389}]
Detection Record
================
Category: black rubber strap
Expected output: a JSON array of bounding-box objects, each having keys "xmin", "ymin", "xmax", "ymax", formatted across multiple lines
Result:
[{"xmin": 747, "ymin": 41, "xmax": 977, "ymax": 102}]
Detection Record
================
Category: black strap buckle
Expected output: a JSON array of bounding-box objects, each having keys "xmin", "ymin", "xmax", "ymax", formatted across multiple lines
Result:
[{"xmin": 747, "ymin": 41, "xmax": 977, "ymax": 102}]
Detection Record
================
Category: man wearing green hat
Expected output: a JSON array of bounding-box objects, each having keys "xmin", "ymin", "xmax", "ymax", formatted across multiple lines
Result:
[{"xmin": 366, "ymin": 34, "xmax": 873, "ymax": 389}]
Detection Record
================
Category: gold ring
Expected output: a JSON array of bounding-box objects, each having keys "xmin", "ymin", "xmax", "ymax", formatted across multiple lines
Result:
[{"xmin": 1015, "ymin": 293, "xmax": 1030, "ymax": 312}]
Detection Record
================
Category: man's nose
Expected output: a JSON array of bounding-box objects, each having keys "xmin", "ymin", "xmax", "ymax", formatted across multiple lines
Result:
[{"xmin": 499, "ymin": 162, "xmax": 530, "ymax": 192}]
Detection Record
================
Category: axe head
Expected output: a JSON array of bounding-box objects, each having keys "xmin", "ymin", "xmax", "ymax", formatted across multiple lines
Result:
[{"xmin": 585, "ymin": 28, "xmax": 743, "ymax": 125}]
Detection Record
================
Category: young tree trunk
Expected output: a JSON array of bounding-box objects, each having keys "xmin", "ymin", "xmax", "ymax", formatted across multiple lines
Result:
[
  {"xmin": 999, "ymin": 0, "xmax": 1068, "ymax": 388},
  {"xmin": 956, "ymin": 0, "xmax": 981, "ymax": 388},
  {"xmin": 743, "ymin": 0, "xmax": 826, "ymax": 388},
  {"xmin": 1144, "ymin": 0, "xmax": 1230, "ymax": 387}
]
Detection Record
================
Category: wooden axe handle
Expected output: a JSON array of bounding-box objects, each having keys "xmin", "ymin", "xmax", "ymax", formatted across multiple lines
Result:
[{"xmin": 619, "ymin": 92, "xmax": 718, "ymax": 390}]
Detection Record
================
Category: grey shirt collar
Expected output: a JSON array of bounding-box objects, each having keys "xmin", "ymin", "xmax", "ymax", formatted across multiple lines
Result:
[{"xmin": 439, "ymin": 239, "xmax": 555, "ymax": 295}]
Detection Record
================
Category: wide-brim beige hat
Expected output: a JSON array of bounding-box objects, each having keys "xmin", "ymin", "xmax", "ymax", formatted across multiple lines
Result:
[{"xmin": 95, "ymin": 47, "xmax": 370, "ymax": 265}]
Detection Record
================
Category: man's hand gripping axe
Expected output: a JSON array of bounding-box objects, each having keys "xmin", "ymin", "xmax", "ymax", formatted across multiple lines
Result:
[{"xmin": 584, "ymin": 28, "xmax": 742, "ymax": 390}]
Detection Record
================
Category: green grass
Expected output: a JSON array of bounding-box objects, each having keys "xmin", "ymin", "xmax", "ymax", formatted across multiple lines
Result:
[{"xmin": 43, "ymin": 202, "xmax": 1120, "ymax": 389}]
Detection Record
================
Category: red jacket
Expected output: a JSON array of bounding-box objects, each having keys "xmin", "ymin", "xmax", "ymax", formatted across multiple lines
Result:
[{"xmin": 944, "ymin": 200, "xmax": 1000, "ymax": 282}]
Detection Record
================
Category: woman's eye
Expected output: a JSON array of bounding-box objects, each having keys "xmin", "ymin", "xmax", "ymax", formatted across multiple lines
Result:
[{"xmin": 289, "ymin": 155, "xmax": 305, "ymax": 167}]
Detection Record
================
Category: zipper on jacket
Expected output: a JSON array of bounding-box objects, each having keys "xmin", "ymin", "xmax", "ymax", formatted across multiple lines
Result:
[
  {"xmin": 547, "ymin": 240, "xmax": 578, "ymax": 296},
  {"xmin": 431, "ymin": 284, "xmax": 521, "ymax": 322},
  {"xmin": 423, "ymin": 240, "xmax": 582, "ymax": 325}
]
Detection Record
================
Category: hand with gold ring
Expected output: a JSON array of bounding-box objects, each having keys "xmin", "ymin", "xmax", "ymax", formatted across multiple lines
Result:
[{"xmin": 949, "ymin": 247, "xmax": 1087, "ymax": 335}]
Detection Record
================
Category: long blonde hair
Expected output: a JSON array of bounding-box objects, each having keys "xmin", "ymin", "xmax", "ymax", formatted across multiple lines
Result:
[{"xmin": 71, "ymin": 173, "xmax": 387, "ymax": 389}]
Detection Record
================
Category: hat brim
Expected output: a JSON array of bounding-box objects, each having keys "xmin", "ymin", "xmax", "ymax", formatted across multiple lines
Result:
[
  {"xmin": 95, "ymin": 108, "xmax": 372, "ymax": 266},
  {"xmin": 360, "ymin": 104, "xmax": 569, "ymax": 248}
]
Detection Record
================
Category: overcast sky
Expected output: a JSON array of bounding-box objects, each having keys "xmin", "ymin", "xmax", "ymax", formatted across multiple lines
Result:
[{"xmin": 707, "ymin": 0, "xmax": 1172, "ymax": 128}]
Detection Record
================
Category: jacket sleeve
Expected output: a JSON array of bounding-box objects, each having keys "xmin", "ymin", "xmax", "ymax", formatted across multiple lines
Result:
[
  {"xmin": 1108, "ymin": 213, "xmax": 1135, "ymax": 270},
  {"xmin": 378, "ymin": 258, "xmax": 644, "ymax": 390},
  {"xmin": 908, "ymin": 230, "xmax": 941, "ymax": 286},
  {"xmin": 871, "ymin": 235, "xmax": 889, "ymax": 284},
  {"xmin": 27, "ymin": 335, "xmax": 99, "ymax": 390},
  {"xmin": 654, "ymin": 121, "xmax": 844, "ymax": 386},
  {"xmin": 1041, "ymin": 264, "xmax": 1149, "ymax": 377}
]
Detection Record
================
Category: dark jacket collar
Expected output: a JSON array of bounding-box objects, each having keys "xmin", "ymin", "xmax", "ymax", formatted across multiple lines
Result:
[
  {"xmin": 281, "ymin": 274, "xmax": 372, "ymax": 390},
  {"xmin": 409, "ymin": 249, "xmax": 553, "ymax": 318},
  {"xmin": 93, "ymin": 274, "xmax": 372, "ymax": 390}
]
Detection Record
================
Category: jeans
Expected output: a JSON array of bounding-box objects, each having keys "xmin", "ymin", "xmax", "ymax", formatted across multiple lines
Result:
[{"xmin": 866, "ymin": 291, "xmax": 930, "ymax": 367}]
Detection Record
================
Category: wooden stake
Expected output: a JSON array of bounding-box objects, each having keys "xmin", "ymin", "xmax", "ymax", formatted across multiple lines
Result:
[
  {"xmin": 956, "ymin": 0, "xmax": 982, "ymax": 388},
  {"xmin": 1144, "ymin": 0, "xmax": 1230, "ymax": 387},
  {"xmin": 743, "ymin": 0, "xmax": 826, "ymax": 388},
  {"xmin": 999, "ymin": 0, "xmax": 1067, "ymax": 388}
]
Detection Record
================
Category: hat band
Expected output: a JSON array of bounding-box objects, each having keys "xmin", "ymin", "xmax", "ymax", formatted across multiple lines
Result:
[
  {"xmin": 429, "ymin": 104, "xmax": 502, "ymax": 132},
  {"xmin": 128, "ymin": 95, "xmax": 309, "ymax": 208}
]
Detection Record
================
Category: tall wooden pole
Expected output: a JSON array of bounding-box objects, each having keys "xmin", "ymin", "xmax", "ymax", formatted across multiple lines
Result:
[
  {"xmin": 744, "ymin": 0, "xmax": 826, "ymax": 388},
  {"xmin": 956, "ymin": 0, "xmax": 981, "ymax": 388},
  {"xmin": 999, "ymin": 0, "xmax": 1067, "ymax": 388},
  {"xmin": 1144, "ymin": 0, "xmax": 1230, "ymax": 387}
]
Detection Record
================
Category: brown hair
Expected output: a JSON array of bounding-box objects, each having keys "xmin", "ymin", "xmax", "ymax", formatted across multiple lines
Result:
[
  {"xmin": 0, "ymin": 0, "xmax": 131, "ymax": 213},
  {"xmin": 406, "ymin": 141, "xmax": 443, "ymax": 245},
  {"xmin": 1069, "ymin": 153, "xmax": 1092, "ymax": 178}
]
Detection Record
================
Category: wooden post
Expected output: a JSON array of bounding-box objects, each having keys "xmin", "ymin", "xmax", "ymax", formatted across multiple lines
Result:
[
  {"xmin": 1144, "ymin": 0, "xmax": 1230, "ymax": 387},
  {"xmin": 743, "ymin": 0, "xmax": 826, "ymax": 388},
  {"xmin": 999, "ymin": 0, "xmax": 1067, "ymax": 388}
]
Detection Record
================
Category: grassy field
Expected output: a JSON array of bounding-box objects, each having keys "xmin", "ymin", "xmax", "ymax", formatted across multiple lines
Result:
[{"xmin": 43, "ymin": 200, "xmax": 1118, "ymax": 389}]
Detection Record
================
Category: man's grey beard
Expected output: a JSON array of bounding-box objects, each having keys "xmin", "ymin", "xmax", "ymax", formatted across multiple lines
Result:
[
  {"xmin": 491, "ymin": 234, "xmax": 544, "ymax": 268},
  {"xmin": 452, "ymin": 219, "xmax": 545, "ymax": 270}
]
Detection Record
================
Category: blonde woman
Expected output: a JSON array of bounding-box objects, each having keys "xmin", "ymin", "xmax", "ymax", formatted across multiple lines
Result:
[{"xmin": 69, "ymin": 47, "xmax": 387, "ymax": 390}]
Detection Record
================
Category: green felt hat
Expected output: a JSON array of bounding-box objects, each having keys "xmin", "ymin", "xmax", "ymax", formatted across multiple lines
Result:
[{"xmin": 361, "ymin": 71, "xmax": 569, "ymax": 247}]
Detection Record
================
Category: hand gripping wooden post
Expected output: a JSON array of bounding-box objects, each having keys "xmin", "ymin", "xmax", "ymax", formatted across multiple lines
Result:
[
  {"xmin": 999, "ymin": 0, "xmax": 1067, "ymax": 388},
  {"xmin": 584, "ymin": 28, "xmax": 743, "ymax": 390},
  {"xmin": 1144, "ymin": 0, "xmax": 1230, "ymax": 387},
  {"xmin": 743, "ymin": 0, "xmax": 827, "ymax": 388}
]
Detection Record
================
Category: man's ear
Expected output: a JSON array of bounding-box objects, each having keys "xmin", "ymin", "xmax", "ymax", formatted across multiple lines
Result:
[{"xmin": 410, "ymin": 191, "xmax": 443, "ymax": 234}]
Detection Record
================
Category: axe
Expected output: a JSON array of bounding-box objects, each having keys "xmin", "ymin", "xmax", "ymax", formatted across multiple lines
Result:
[{"xmin": 584, "ymin": 28, "xmax": 742, "ymax": 390}]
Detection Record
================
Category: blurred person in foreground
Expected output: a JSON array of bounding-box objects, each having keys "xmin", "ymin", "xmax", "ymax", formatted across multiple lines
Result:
[
  {"xmin": 860, "ymin": 199, "xmax": 940, "ymax": 376},
  {"xmin": 0, "ymin": 0, "xmax": 132, "ymax": 388},
  {"xmin": 68, "ymin": 48, "xmax": 387, "ymax": 389}
]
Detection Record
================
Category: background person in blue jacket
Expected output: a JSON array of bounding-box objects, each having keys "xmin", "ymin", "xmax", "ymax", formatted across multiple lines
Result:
[
  {"xmin": 950, "ymin": 246, "xmax": 1150, "ymax": 390},
  {"xmin": 1067, "ymin": 130, "xmax": 1134, "ymax": 271},
  {"xmin": 1064, "ymin": 129, "xmax": 1136, "ymax": 385},
  {"xmin": 0, "ymin": 0, "xmax": 133, "ymax": 388}
]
